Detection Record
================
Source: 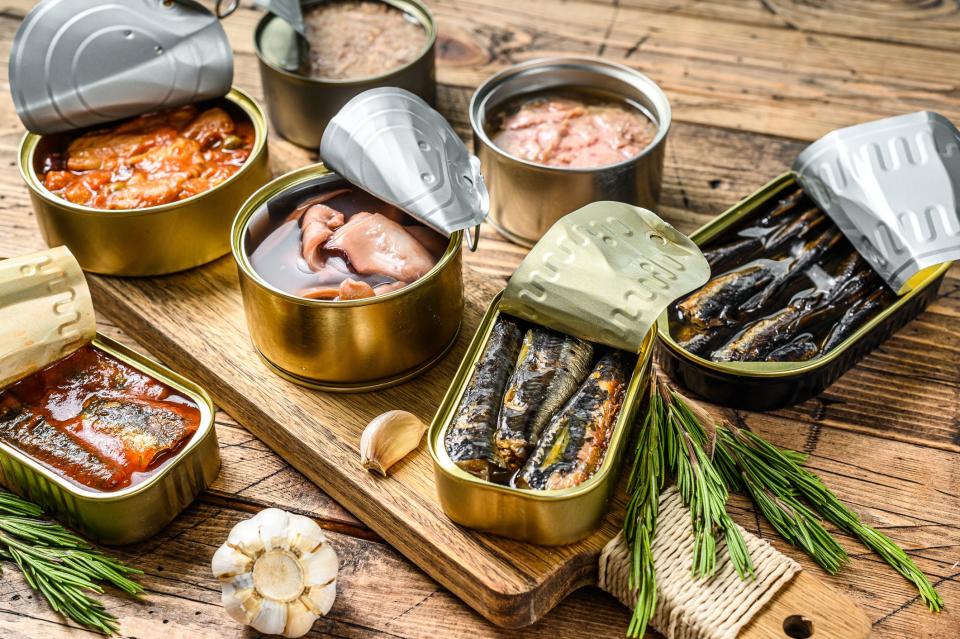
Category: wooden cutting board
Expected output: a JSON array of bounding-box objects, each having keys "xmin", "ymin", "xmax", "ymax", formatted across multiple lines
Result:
[{"xmin": 80, "ymin": 256, "xmax": 870, "ymax": 635}]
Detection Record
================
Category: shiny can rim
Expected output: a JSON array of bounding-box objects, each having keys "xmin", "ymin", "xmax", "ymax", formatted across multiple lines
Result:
[
  {"xmin": 253, "ymin": 0, "xmax": 437, "ymax": 86},
  {"xmin": 469, "ymin": 56, "xmax": 672, "ymax": 175},
  {"xmin": 17, "ymin": 86, "xmax": 269, "ymax": 219}
]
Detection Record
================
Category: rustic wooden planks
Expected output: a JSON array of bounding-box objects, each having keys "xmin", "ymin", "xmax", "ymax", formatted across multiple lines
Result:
[{"xmin": 0, "ymin": 0, "xmax": 957, "ymax": 637}]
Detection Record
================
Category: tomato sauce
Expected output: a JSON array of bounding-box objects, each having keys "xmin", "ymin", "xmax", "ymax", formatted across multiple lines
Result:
[
  {"xmin": 0, "ymin": 345, "xmax": 201, "ymax": 492},
  {"xmin": 40, "ymin": 104, "xmax": 254, "ymax": 210}
]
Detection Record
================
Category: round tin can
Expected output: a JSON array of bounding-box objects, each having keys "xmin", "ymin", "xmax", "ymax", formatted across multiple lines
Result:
[
  {"xmin": 254, "ymin": 0, "xmax": 437, "ymax": 149},
  {"xmin": 470, "ymin": 57, "xmax": 671, "ymax": 246},
  {"xmin": 231, "ymin": 164, "xmax": 463, "ymax": 392},
  {"xmin": 17, "ymin": 87, "xmax": 271, "ymax": 277}
]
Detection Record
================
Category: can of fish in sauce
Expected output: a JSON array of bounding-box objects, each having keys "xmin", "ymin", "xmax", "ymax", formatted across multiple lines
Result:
[
  {"xmin": 254, "ymin": 0, "xmax": 437, "ymax": 149},
  {"xmin": 470, "ymin": 57, "xmax": 671, "ymax": 247},
  {"xmin": 0, "ymin": 334, "xmax": 220, "ymax": 546},
  {"xmin": 232, "ymin": 165, "xmax": 464, "ymax": 391},
  {"xmin": 18, "ymin": 88, "xmax": 272, "ymax": 277},
  {"xmin": 655, "ymin": 173, "xmax": 950, "ymax": 411},
  {"xmin": 429, "ymin": 202, "xmax": 709, "ymax": 544}
]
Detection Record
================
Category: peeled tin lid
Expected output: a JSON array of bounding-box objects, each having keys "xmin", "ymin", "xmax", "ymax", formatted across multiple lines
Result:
[
  {"xmin": 254, "ymin": 0, "xmax": 305, "ymax": 34},
  {"xmin": 320, "ymin": 88, "xmax": 489, "ymax": 246},
  {"xmin": 500, "ymin": 202, "xmax": 709, "ymax": 354},
  {"xmin": 794, "ymin": 111, "xmax": 960, "ymax": 294},
  {"xmin": 10, "ymin": 0, "xmax": 233, "ymax": 135}
]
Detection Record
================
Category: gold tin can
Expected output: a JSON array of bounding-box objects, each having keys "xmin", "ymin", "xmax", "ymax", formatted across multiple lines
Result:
[
  {"xmin": 430, "ymin": 294, "xmax": 654, "ymax": 545},
  {"xmin": 0, "ymin": 334, "xmax": 220, "ymax": 546},
  {"xmin": 231, "ymin": 164, "xmax": 464, "ymax": 392},
  {"xmin": 17, "ymin": 87, "xmax": 271, "ymax": 277},
  {"xmin": 470, "ymin": 57, "xmax": 671, "ymax": 247},
  {"xmin": 428, "ymin": 202, "xmax": 709, "ymax": 544},
  {"xmin": 656, "ymin": 173, "xmax": 951, "ymax": 411},
  {"xmin": 255, "ymin": 0, "xmax": 437, "ymax": 149}
]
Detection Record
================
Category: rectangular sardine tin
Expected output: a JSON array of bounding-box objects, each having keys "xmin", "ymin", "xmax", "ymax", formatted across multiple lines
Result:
[
  {"xmin": 656, "ymin": 173, "xmax": 949, "ymax": 411},
  {"xmin": 0, "ymin": 334, "xmax": 220, "ymax": 545},
  {"xmin": 428, "ymin": 202, "xmax": 708, "ymax": 545}
]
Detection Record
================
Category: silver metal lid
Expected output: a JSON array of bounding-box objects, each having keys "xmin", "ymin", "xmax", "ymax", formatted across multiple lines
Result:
[
  {"xmin": 10, "ymin": 0, "xmax": 233, "ymax": 135},
  {"xmin": 254, "ymin": 0, "xmax": 305, "ymax": 34},
  {"xmin": 319, "ymin": 87, "xmax": 489, "ymax": 245},
  {"xmin": 794, "ymin": 111, "xmax": 960, "ymax": 293}
]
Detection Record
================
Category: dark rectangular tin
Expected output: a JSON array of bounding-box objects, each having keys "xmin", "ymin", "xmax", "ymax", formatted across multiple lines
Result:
[{"xmin": 655, "ymin": 173, "xmax": 949, "ymax": 411}]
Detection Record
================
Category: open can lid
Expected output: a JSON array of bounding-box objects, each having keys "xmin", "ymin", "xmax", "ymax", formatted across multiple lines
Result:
[
  {"xmin": 9, "ymin": 0, "xmax": 233, "ymax": 135},
  {"xmin": 254, "ymin": 0, "xmax": 305, "ymax": 34},
  {"xmin": 319, "ymin": 88, "xmax": 489, "ymax": 246},
  {"xmin": 794, "ymin": 111, "xmax": 960, "ymax": 294},
  {"xmin": 500, "ymin": 202, "xmax": 709, "ymax": 354}
]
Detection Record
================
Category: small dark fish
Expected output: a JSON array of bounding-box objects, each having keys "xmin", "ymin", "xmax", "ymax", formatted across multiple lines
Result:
[
  {"xmin": 703, "ymin": 236, "xmax": 763, "ymax": 273},
  {"xmin": 758, "ymin": 189, "xmax": 805, "ymax": 227},
  {"xmin": 765, "ymin": 334, "xmax": 819, "ymax": 362},
  {"xmin": 711, "ymin": 299, "xmax": 813, "ymax": 362},
  {"xmin": 821, "ymin": 287, "xmax": 892, "ymax": 353},
  {"xmin": 444, "ymin": 317, "xmax": 523, "ymax": 480},
  {"xmin": 515, "ymin": 351, "xmax": 628, "ymax": 491},
  {"xmin": 676, "ymin": 262, "xmax": 778, "ymax": 328},
  {"xmin": 495, "ymin": 328, "xmax": 594, "ymax": 471},
  {"xmin": 762, "ymin": 207, "xmax": 827, "ymax": 255},
  {"xmin": 741, "ymin": 228, "xmax": 843, "ymax": 314}
]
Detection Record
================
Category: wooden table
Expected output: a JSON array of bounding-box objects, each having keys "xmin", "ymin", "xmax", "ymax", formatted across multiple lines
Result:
[{"xmin": 0, "ymin": 1, "xmax": 958, "ymax": 637}]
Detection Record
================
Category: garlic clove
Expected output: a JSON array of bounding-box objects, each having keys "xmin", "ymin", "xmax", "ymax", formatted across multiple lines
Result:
[
  {"xmin": 304, "ymin": 582, "xmax": 337, "ymax": 616},
  {"xmin": 302, "ymin": 544, "xmax": 339, "ymax": 586},
  {"xmin": 286, "ymin": 512, "xmax": 327, "ymax": 556},
  {"xmin": 211, "ymin": 544, "xmax": 253, "ymax": 579},
  {"xmin": 256, "ymin": 508, "xmax": 293, "ymax": 551},
  {"xmin": 221, "ymin": 580, "xmax": 255, "ymax": 625},
  {"xmin": 251, "ymin": 598, "xmax": 288, "ymax": 635},
  {"xmin": 226, "ymin": 518, "xmax": 266, "ymax": 556},
  {"xmin": 283, "ymin": 600, "xmax": 319, "ymax": 638},
  {"xmin": 359, "ymin": 410, "xmax": 428, "ymax": 476}
]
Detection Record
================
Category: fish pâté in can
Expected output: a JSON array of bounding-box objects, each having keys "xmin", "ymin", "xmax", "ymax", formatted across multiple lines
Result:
[
  {"xmin": 255, "ymin": 0, "xmax": 436, "ymax": 149},
  {"xmin": 470, "ymin": 57, "xmax": 671, "ymax": 246},
  {"xmin": 429, "ymin": 202, "xmax": 709, "ymax": 545},
  {"xmin": 0, "ymin": 248, "xmax": 219, "ymax": 545},
  {"xmin": 11, "ymin": 0, "xmax": 271, "ymax": 276},
  {"xmin": 232, "ymin": 88, "xmax": 488, "ymax": 391}
]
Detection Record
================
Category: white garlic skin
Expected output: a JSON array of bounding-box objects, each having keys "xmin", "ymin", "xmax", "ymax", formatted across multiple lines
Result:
[
  {"xmin": 212, "ymin": 508, "xmax": 338, "ymax": 638},
  {"xmin": 359, "ymin": 410, "xmax": 428, "ymax": 476}
]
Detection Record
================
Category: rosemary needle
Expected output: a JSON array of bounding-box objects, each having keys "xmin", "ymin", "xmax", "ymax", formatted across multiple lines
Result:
[
  {"xmin": 0, "ymin": 490, "xmax": 143, "ymax": 634},
  {"xmin": 623, "ymin": 384, "xmax": 663, "ymax": 637}
]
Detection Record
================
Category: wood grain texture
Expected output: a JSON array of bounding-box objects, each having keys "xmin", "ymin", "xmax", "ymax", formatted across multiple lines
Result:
[{"xmin": 0, "ymin": 0, "xmax": 956, "ymax": 637}]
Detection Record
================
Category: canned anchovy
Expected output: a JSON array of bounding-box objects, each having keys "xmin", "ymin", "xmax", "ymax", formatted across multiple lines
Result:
[
  {"xmin": 470, "ymin": 57, "xmax": 671, "ymax": 246},
  {"xmin": 231, "ymin": 165, "xmax": 463, "ymax": 391},
  {"xmin": 17, "ymin": 88, "xmax": 271, "ymax": 276},
  {"xmin": 656, "ymin": 173, "xmax": 950, "ymax": 411},
  {"xmin": 255, "ymin": 0, "xmax": 436, "ymax": 149},
  {"xmin": 0, "ymin": 335, "xmax": 220, "ymax": 545}
]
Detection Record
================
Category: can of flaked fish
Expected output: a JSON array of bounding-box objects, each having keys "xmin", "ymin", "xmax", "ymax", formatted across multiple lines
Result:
[
  {"xmin": 254, "ymin": 0, "xmax": 436, "ymax": 149},
  {"xmin": 470, "ymin": 57, "xmax": 671, "ymax": 247},
  {"xmin": 429, "ymin": 202, "xmax": 709, "ymax": 545}
]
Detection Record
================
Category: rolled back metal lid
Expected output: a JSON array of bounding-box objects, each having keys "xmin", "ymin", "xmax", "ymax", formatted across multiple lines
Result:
[
  {"xmin": 10, "ymin": 0, "xmax": 233, "ymax": 135},
  {"xmin": 254, "ymin": 0, "xmax": 305, "ymax": 33},
  {"xmin": 794, "ymin": 111, "xmax": 960, "ymax": 294},
  {"xmin": 320, "ymin": 88, "xmax": 489, "ymax": 242},
  {"xmin": 500, "ymin": 202, "xmax": 709, "ymax": 354}
]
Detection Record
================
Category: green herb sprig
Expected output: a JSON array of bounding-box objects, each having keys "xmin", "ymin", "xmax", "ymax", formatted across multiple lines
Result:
[
  {"xmin": 621, "ymin": 374, "xmax": 942, "ymax": 637},
  {"xmin": 0, "ymin": 491, "xmax": 143, "ymax": 634}
]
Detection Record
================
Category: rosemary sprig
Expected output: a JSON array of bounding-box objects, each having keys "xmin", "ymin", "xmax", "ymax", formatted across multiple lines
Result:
[
  {"xmin": 724, "ymin": 425, "xmax": 944, "ymax": 611},
  {"xmin": 0, "ymin": 490, "xmax": 143, "ymax": 634},
  {"xmin": 659, "ymin": 382, "xmax": 754, "ymax": 580},
  {"xmin": 623, "ymin": 383, "xmax": 663, "ymax": 637}
]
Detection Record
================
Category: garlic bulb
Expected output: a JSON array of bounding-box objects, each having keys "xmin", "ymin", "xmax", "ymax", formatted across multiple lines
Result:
[
  {"xmin": 212, "ymin": 508, "xmax": 338, "ymax": 638},
  {"xmin": 359, "ymin": 410, "xmax": 428, "ymax": 476}
]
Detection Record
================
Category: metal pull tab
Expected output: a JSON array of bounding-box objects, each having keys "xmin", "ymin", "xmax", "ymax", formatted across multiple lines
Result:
[
  {"xmin": 215, "ymin": 0, "xmax": 239, "ymax": 18},
  {"xmin": 466, "ymin": 225, "xmax": 481, "ymax": 252}
]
